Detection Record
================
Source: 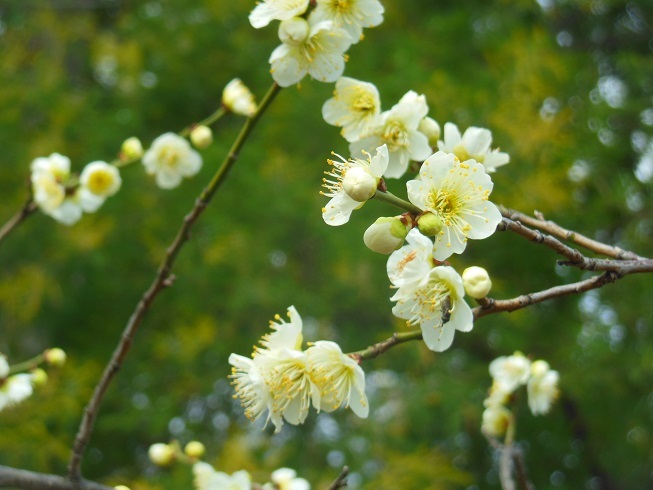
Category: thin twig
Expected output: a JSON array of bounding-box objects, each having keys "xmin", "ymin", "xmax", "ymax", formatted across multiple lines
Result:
[
  {"xmin": 67, "ymin": 83, "xmax": 282, "ymax": 481},
  {"xmin": 511, "ymin": 447, "xmax": 535, "ymax": 490},
  {"xmin": 0, "ymin": 199, "xmax": 37, "ymax": 247},
  {"xmin": 500, "ymin": 207, "xmax": 643, "ymax": 260},
  {"xmin": 500, "ymin": 416, "xmax": 516, "ymax": 490},
  {"xmin": 325, "ymin": 466, "xmax": 349, "ymax": 490},
  {"xmin": 351, "ymin": 330, "xmax": 422, "ymax": 361},
  {"xmin": 0, "ymin": 465, "xmax": 112, "ymax": 490}
]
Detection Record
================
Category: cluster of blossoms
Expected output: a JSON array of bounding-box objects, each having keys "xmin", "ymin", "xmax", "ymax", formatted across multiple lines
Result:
[
  {"xmin": 248, "ymin": 0, "xmax": 384, "ymax": 87},
  {"xmin": 194, "ymin": 463, "xmax": 309, "ymax": 490},
  {"xmin": 148, "ymin": 440, "xmax": 309, "ymax": 490},
  {"xmin": 229, "ymin": 306, "xmax": 368, "ymax": 433},
  {"xmin": 0, "ymin": 348, "xmax": 66, "ymax": 413},
  {"xmin": 321, "ymin": 139, "xmax": 501, "ymax": 352},
  {"xmin": 31, "ymin": 153, "xmax": 122, "ymax": 225},
  {"xmin": 482, "ymin": 352, "xmax": 560, "ymax": 438},
  {"xmin": 323, "ymin": 77, "xmax": 509, "ymax": 179},
  {"xmin": 30, "ymin": 78, "xmax": 258, "ymax": 225}
]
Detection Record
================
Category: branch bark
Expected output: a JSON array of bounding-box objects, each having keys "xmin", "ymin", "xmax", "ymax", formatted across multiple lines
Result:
[
  {"xmin": 0, "ymin": 465, "xmax": 112, "ymax": 490},
  {"xmin": 0, "ymin": 198, "xmax": 37, "ymax": 247},
  {"xmin": 67, "ymin": 83, "xmax": 282, "ymax": 481}
]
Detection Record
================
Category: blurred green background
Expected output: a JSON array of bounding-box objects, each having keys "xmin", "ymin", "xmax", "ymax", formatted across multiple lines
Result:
[{"xmin": 1, "ymin": 0, "xmax": 652, "ymax": 489}]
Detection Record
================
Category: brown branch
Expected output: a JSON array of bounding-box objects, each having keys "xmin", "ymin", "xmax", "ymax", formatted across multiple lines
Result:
[
  {"xmin": 500, "ymin": 207, "xmax": 643, "ymax": 260},
  {"xmin": 67, "ymin": 83, "xmax": 282, "ymax": 481},
  {"xmin": 0, "ymin": 199, "xmax": 37, "ymax": 247},
  {"xmin": 325, "ymin": 466, "xmax": 349, "ymax": 490},
  {"xmin": 350, "ymin": 330, "xmax": 422, "ymax": 361},
  {"xmin": 0, "ymin": 465, "xmax": 112, "ymax": 490}
]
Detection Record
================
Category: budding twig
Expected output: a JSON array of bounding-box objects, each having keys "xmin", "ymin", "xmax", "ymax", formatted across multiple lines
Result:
[
  {"xmin": 0, "ymin": 198, "xmax": 37, "ymax": 248},
  {"xmin": 67, "ymin": 82, "xmax": 283, "ymax": 481},
  {"xmin": 325, "ymin": 466, "xmax": 349, "ymax": 490},
  {"xmin": 0, "ymin": 465, "xmax": 112, "ymax": 490}
]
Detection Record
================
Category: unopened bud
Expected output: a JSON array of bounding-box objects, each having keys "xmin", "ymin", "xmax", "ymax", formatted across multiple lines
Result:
[
  {"xmin": 120, "ymin": 137, "xmax": 144, "ymax": 161},
  {"xmin": 148, "ymin": 443, "xmax": 175, "ymax": 466},
  {"xmin": 416, "ymin": 212, "xmax": 443, "ymax": 236},
  {"xmin": 363, "ymin": 216, "xmax": 409, "ymax": 254},
  {"xmin": 462, "ymin": 266, "xmax": 492, "ymax": 299},
  {"xmin": 418, "ymin": 117, "xmax": 441, "ymax": 147},
  {"xmin": 115, "ymin": 486, "xmax": 131, "ymax": 490},
  {"xmin": 481, "ymin": 405, "xmax": 512, "ymax": 437},
  {"xmin": 279, "ymin": 17, "xmax": 309, "ymax": 45},
  {"xmin": 222, "ymin": 79, "xmax": 257, "ymax": 117},
  {"xmin": 44, "ymin": 348, "xmax": 66, "ymax": 367},
  {"xmin": 190, "ymin": 125, "xmax": 213, "ymax": 149},
  {"xmin": 31, "ymin": 368, "xmax": 48, "ymax": 387},
  {"xmin": 184, "ymin": 441, "xmax": 206, "ymax": 459},
  {"xmin": 530, "ymin": 360, "xmax": 550, "ymax": 377},
  {"xmin": 342, "ymin": 167, "xmax": 376, "ymax": 202}
]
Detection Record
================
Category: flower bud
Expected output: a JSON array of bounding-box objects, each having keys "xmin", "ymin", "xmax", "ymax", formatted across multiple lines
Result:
[
  {"xmin": 416, "ymin": 212, "xmax": 443, "ymax": 236},
  {"xmin": 418, "ymin": 117, "xmax": 441, "ymax": 147},
  {"xmin": 184, "ymin": 441, "xmax": 206, "ymax": 459},
  {"xmin": 481, "ymin": 405, "xmax": 512, "ymax": 437},
  {"xmin": 342, "ymin": 167, "xmax": 376, "ymax": 202},
  {"xmin": 190, "ymin": 125, "xmax": 213, "ymax": 149},
  {"xmin": 148, "ymin": 443, "xmax": 175, "ymax": 466},
  {"xmin": 44, "ymin": 348, "xmax": 67, "ymax": 367},
  {"xmin": 278, "ymin": 17, "xmax": 309, "ymax": 45},
  {"xmin": 363, "ymin": 217, "xmax": 409, "ymax": 254},
  {"xmin": 462, "ymin": 266, "xmax": 492, "ymax": 299},
  {"xmin": 31, "ymin": 368, "xmax": 48, "ymax": 387},
  {"xmin": 530, "ymin": 360, "xmax": 550, "ymax": 377},
  {"xmin": 115, "ymin": 486, "xmax": 131, "ymax": 490},
  {"xmin": 120, "ymin": 137, "xmax": 144, "ymax": 161},
  {"xmin": 222, "ymin": 79, "xmax": 257, "ymax": 117}
]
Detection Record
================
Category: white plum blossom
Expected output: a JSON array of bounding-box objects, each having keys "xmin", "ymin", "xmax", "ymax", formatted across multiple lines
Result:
[
  {"xmin": 222, "ymin": 78, "xmax": 257, "ymax": 117},
  {"xmin": 142, "ymin": 132, "xmax": 202, "ymax": 189},
  {"xmin": 30, "ymin": 153, "xmax": 70, "ymax": 213},
  {"xmin": 386, "ymin": 228, "xmax": 434, "ymax": 290},
  {"xmin": 407, "ymin": 151, "xmax": 502, "ymax": 261},
  {"xmin": 350, "ymin": 90, "xmax": 431, "ymax": 178},
  {"xmin": 489, "ymin": 352, "xmax": 531, "ymax": 394},
  {"xmin": 321, "ymin": 144, "xmax": 389, "ymax": 225},
  {"xmin": 313, "ymin": 0, "xmax": 384, "ymax": 43},
  {"xmin": 0, "ymin": 373, "xmax": 34, "ymax": 412},
  {"xmin": 78, "ymin": 161, "xmax": 122, "ymax": 213},
  {"xmin": 438, "ymin": 122, "xmax": 509, "ymax": 173},
  {"xmin": 148, "ymin": 443, "xmax": 175, "ymax": 466},
  {"xmin": 391, "ymin": 265, "xmax": 473, "ymax": 352},
  {"xmin": 418, "ymin": 116, "xmax": 441, "ymax": 148},
  {"xmin": 322, "ymin": 77, "xmax": 381, "ymax": 142},
  {"xmin": 527, "ymin": 361, "xmax": 559, "ymax": 415},
  {"xmin": 249, "ymin": 0, "xmax": 310, "ymax": 29},
  {"xmin": 461, "ymin": 266, "xmax": 492, "ymax": 299},
  {"xmin": 269, "ymin": 15, "xmax": 352, "ymax": 87},
  {"xmin": 266, "ymin": 468, "xmax": 311, "ymax": 490},
  {"xmin": 193, "ymin": 462, "xmax": 252, "ymax": 490},
  {"xmin": 307, "ymin": 340, "xmax": 369, "ymax": 418}
]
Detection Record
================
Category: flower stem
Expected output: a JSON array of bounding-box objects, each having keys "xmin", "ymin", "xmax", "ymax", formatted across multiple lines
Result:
[
  {"xmin": 373, "ymin": 190, "xmax": 422, "ymax": 214},
  {"xmin": 7, "ymin": 353, "xmax": 45, "ymax": 375}
]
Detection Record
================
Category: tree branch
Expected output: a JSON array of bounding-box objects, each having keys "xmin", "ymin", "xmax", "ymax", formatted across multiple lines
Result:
[
  {"xmin": 0, "ymin": 198, "xmax": 37, "ymax": 247},
  {"xmin": 0, "ymin": 465, "xmax": 112, "ymax": 490},
  {"xmin": 67, "ymin": 82, "xmax": 282, "ymax": 481},
  {"xmin": 500, "ymin": 207, "xmax": 643, "ymax": 260},
  {"xmin": 325, "ymin": 466, "xmax": 349, "ymax": 490}
]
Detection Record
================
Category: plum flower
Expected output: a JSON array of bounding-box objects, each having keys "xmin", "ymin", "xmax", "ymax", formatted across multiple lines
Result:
[
  {"xmin": 193, "ymin": 462, "xmax": 252, "ymax": 490},
  {"xmin": 350, "ymin": 90, "xmax": 431, "ymax": 178},
  {"xmin": 0, "ymin": 373, "xmax": 34, "ymax": 412},
  {"xmin": 322, "ymin": 77, "xmax": 381, "ymax": 142},
  {"xmin": 438, "ymin": 122, "xmax": 509, "ymax": 173},
  {"xmin": 321, "ymin": 144, "xmax": 389, "ymax": 225},
  {"xmin": 249, "ymin": 0, "xmax": 310, "ymax": 28},
  {"xmin": 407, "ymin": 151, "xmax": 502, "ymax": 261},
  {"xmin": 307, "ymin": 340, "xmax": 369, "ymax": 418},
  {"xmin": 386, "ymin": 228, "xmax": 434, "ymax": 289},
  {"xmin": 265, "ymin": 468, "xmax": 310, "ymax": 490},
  {"xmin": 142, "ymin": 133, "xmax": 202, "ymax": 189},
  {"xmin": 391, "ymin": 265, "xmax": 473, "ymax": 352},
  {"xmin": 78, "ymin": 161, "xmax": 122, "ymax": 213},
  {"xmin": 223, "ymin": 78, "xmax": 257, "ymax": 117},
  {"xmin": 269, "ymin": 15, "xmax": 352, "ymax": 87},
  {"xmin": 527, "ymin": 360, "xmax": 559, "ymax": 415},
  {"xmin": 489, "ymin": 352, "xmax": 531, "ymax": 394},
  {"xmin": 312, "ymin": 0, "xmax": 384, "ymax": 43}
]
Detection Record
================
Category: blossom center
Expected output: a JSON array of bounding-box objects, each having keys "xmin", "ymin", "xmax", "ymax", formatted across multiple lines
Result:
[
  {"xmin": 87, "ymin": 170, "xmax": 113, "ymax": 194},
  {"xmin": 158, "ymin": 147, "xmax": 179, "ymax": 168},
  {"xmin": 427, "ymin": 187, "xmax": 463, "ymax": 226},
  {"xmin": 383, "ymin": 121, "xmax": 407, "ymax": 150}
]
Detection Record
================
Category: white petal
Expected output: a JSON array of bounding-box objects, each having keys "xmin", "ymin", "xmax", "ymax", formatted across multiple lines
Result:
[
  {"xmin": 420, "ymin": 318, "xmax": 455, "ymax": 352},
  {"xmin": 407, "ymin": 130, "xmax": 432, "ymax": 162},
  {"xmin": 322, "ymin": 192, "xmax": 360, "ymax": 226},
  {"xmin": 450, "ymin": 298, "xmax": 473, "ymax": 332},
  {"xmin": 309, "ymin": 52, "xmax": 345, "ymax": 83}
]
